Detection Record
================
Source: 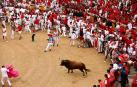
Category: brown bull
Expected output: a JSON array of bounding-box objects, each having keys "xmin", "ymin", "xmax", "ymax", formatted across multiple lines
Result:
[{"xmin": 60, "ymin": 60, "xmax": 90, "ymax": 76}]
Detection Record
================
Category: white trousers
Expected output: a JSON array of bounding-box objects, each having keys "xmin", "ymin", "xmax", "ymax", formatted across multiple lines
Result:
[
  {"xmin": 25, "ymin": 25, "xmax": 31, "ymax": 33},
  {"xmin": 45, "ymin": 43, "xmax": 53, "ymax": 51},
  {"xmin": 1, "ymin": 77, "xmax": 11, "ymax": 86},
  {"xmin": 98, "ymin": 42, "xmax": 103, "ymax": 52},
  {"xmin": 70, "ymin": 39, "xmax": 75, "ymax": 46},
  {"xmin": 35, "ymin": 24, "xmax": 39, "ymax": 30},
  {"xmin": 10, "ymin": 29, "xmax": 14, "ymax": 39}
]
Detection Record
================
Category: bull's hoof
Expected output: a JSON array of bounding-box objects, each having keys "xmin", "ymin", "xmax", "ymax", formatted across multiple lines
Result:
[{"xmin": 71, "ymin": 70, "xmax": 73, "ymax": 73}]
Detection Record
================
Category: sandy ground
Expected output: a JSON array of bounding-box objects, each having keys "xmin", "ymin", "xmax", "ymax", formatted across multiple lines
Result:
[{"xmin": 0, "ymin": 25, "xmax": 110, "ymax": 87}]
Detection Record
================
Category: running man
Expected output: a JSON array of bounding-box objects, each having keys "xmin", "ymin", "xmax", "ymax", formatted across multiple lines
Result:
[{"xmin": 44, "ymin": 34, "xmax": 55, "ymax": 52}]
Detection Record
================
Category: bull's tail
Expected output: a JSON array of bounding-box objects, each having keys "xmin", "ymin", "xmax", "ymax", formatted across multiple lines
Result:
[{"xmin": 85, "ymin": 69, "xmax": 90, "ymax": 72}]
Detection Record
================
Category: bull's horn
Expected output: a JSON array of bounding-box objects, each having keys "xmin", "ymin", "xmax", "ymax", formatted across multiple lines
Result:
[{"xmin": 59, "ymin": 57, "xmax": 63, "ymax": 60}]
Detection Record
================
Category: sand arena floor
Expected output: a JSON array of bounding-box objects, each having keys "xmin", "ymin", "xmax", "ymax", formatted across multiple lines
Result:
[{"xmin": 0, "ymin": 25, "xmax": 109, "ymax": 87}]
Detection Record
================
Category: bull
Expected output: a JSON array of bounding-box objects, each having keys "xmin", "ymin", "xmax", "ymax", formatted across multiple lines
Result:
[{"xmin": 60, "ymin": 59, "xmax": 90, "ymax": 76}]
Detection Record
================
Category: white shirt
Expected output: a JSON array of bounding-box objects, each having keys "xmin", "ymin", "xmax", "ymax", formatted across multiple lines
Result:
[
  {"xmin": 0, "ymin": 9, "xmax": 2, "ymax": 13},
  {"xmin": 127, "ymin": 23, "xmax": 132, "ymax": 30},
  {"xmin": 1, "ymin": 68, "xmax": 9, "ymax": 77},
  {"xmin": 77, "ymin": 21, "xmax": 81, "ymax": 28},
  {"xmin": 20, "ymin": 8, "xmax": 26, "ymax": 13},
  {"xmin": 16, "ymin": 8, "xmax": 20, "ymax": 14},
  {"xmin": 123, "ymin": 47, "xmax": 127, "ymax": 52},
  {"xmin": 132, "ymin": 51, "xmax": 136, "ymax": 56},
  {"xmin": 113, "ymin": 63, "xmax": 119, "ymax": 70},
  {"xmin": 127, "ymin": 46, "xmax": 133, "ymax": 54},
  {"xmin": 8, "ymin": 7, "xmax": 14, "ymax": 11},
  {"xmin": 100, "ymin": 34, "xmax": 104, "ymax": 41},
  {"xmin": 86, "ymin": 31, "xmax": 91, "ymax": 39},
  {"xmin": 116, "ymin": 24, "xmax": 120, "ymax": 29}
]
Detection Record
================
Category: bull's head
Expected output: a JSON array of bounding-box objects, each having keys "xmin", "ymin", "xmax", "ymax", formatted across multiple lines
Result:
[{"xmin": 60, "ymin": 60, "xmax": 69, "ymax": 66}]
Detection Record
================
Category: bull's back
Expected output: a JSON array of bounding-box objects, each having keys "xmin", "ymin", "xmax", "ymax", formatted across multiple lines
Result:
[{"xmin": 68, "ymin": 61, "xmax": 85, "ymax": 69}]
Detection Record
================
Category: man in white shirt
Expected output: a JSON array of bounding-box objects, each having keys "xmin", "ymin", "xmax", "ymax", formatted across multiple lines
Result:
[{"xmin": 1, "ymin": 65, "xmax": 11, "ymax": 87}]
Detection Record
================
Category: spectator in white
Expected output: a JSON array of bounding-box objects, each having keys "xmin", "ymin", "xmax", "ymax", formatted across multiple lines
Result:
[
  {"xmin": 127, "ymin": 22, "xmax": 132, "ymax": 30},
  {"xmin": 70, "ymin": 31, "xmax": 77, "ymax": 46},
  {"xmin": 115, "ymin": 22, "xmax": 120, "ymax": 32},
  {"xmin": 10, "ymin": 17, "xmax": 15, "ymax": 39},
  {"xmin": 104, "ymin": 43, "xmax": 109, "ymax": 61},
  {"xmin": 68, "ymin": 22, "xmax": 74, "ymax": 37},
  {"xmin": 47, "ymin": 19, "xmax": 52, "ymax": 30},
  {"xmin": 44, "ymin": 13, "xmax": 48, "ymax": 29},
  {"xmin": 82, "ymin": 26, "xmax": 87, "ymax": 40},
  {"xmin": 61, "ymin": 25, "xmax": 67, "ymax": 37},
  {"xmin": 113, "ymin": 63, "xmax": 119, "ymax": 70},
  {"xmin": 40, "ymin": 16, "xmax": 45, "ymax": 31},
  {"xmin": 24, "ymin": 17, "xmax": 31, "ymax": 33},
  {"xmin": 20, "ymin": 8, "xmax": 26, "ymax": 13},
  {"xmin": 0, "ymin": 8, "xmax": 2, "ymax": 17},
  {"xmin": 85, "ymin": 29, "xmax": 92, "ymax": 45},
  {"xmin": 15, "ymin": 8, "xmax": 20, "ymax": 14},
  {"xmin": 1, "ymin": 18, "xmax": 7, "ymax": 41},
  {"xmin": 123, "ymin": 43, "xmax": 127, "ymax": 52},
  {"xmin": 53, "ymin": 30, "xmax": 60, "ymax": 46},
  {"xmin": 76, "ymin": 19, "xmax": 81, "ymax": 29},
  {"xmin": 97, "ymin": 31, "xmax": 104, "ymax": 53},
  {"xmin": 100, "ymin": 32, "xmax": 105, "ymax": 48},
  {"xmin": 1, "ymin": 65, "xmax": 12, "ymax": 87},
  {"xmin": 99, "ymin": 9, "xmax": 103, "ymax": 16},
  {"xmin": 112, "ymin": 48, "xmax": 119, "ymax": 60},
  {"xmin": 47, "ymin": 29, "xmax": 51, "ymax": 35},
  {"xmin": 132, "ymin": 50, "xmax": 136, "ymax": 59},
  {"xmin": 127, "ymin": 44, "xmax": 133, "ymax": 57},
  {"xmin": 112, "ymin": 41, "xmax": 119, "ymax": 49},
  {"xmin": 55, "ymin": 19, "xmax": 61, "ymax": 33}
]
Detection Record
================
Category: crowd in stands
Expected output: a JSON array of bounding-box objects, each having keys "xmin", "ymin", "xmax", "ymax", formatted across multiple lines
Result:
[{"xmin": 0, "ymin": 0, "xmax": 137, "ymax": 87}]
